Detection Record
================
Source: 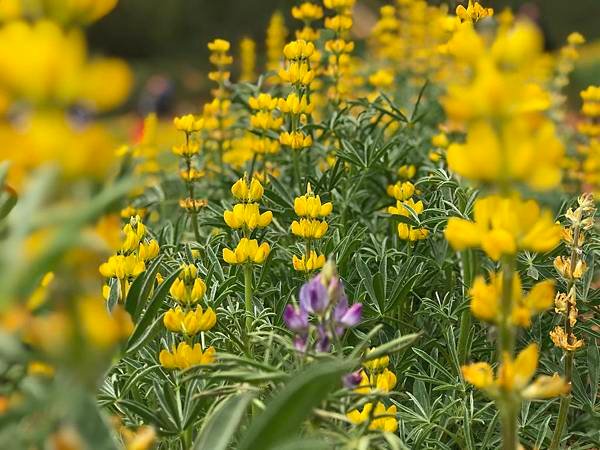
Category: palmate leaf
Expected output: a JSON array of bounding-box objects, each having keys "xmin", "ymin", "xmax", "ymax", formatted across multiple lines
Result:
[{"xmin": 238, "ymin": 359, "xmax": 355, "ymax": 450}]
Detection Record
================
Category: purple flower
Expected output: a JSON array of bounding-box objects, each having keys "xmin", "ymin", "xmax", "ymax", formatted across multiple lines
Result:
[
  {"xmin": 316, "ymin": 325, "xmax": 331, "ymax": 352},
  {"xmin": 293, "ymin": 334, "xmax": 309, "ymax": 352},
  {"xmin": 342, "ymin": 370, "xmax": 363, "ymax": 389},
  {"xmin": 283, "ymin": 304, "xmax": 308, "ymax": 332},
  {"xmin": 333, "ymin": 295, "xmax": 362, "ymax": 334},
  {"xmin": 299, "ymin": 275, "xmax": 329, "ymax": 314}
]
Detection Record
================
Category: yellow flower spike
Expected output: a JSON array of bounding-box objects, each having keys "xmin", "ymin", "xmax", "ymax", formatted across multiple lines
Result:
[
  {"xmin": 231, "ymin": 177, "xmax": 264, "ymax": 202},
  {"xmin": 456, "ymin": 0, "xmax": 493, "ymax": 23},
  {"xmin": 554, "ymin": 256, "xmax": 587, "ymax": 280},
  {"xmin": 208, "ymin": 38, "xmax": 231, "ymax": 53},
  {"xmin": 445, "ymin": 195, "xmax": 561, "ymax": 261},
  {"xmin": 386, "ymin": 181, "xmax": 415, "ymax": 201},
  {"xmin": 173, "ymin": 114, "xmax": 203, "ymax": 133},
  {"xmin": 294, "ymin": 187, "xmax": 333, "ymax": 218},
  {"xmin": 278, "ymin": 61, "xmax": 315, "ymax": 85},
  {"xmin": 324, "ymin": 15, "xmax": 353, "ymax": 33},
  {"xmin": 239, "ymin": 37, "xmax": 256, "ymax": 82},
  {"xmin": 550, "ymin": 326, "xmax": 584, "ymax": 352},
  {"xmin": 292, "ymin": 251, "xmax": 325, "ymax": 272},
  {"xmin": 168, "ymin": 267, "xmax": 207, "ymax": 305}
]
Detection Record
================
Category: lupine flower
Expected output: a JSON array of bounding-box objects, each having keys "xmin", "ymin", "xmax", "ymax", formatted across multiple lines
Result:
[
  {"xmin": 445, "ymin": 195, "xmax": 561, "ymax": 261},
  {"xmin": 461, "ymin": 344, "xmax": 569, "ymax": 400},
  {"xmin": 347, "ymin": 402, "xmax": 398, "ymax": 433},
  {"xmin": 159, "ymin": 343, "xmax": 215, "ymax": 370},
  {"xmin": 290, "ymin": 218, "xmax": 328, "ymax": 239},
  {"xmin": 223, "ymin": 203, "xmax": 273, "ymax": 230},
  {"xmin": 231, "ymin": 177, "xmax": 264, "ymax": 202},
  {"xmin": 292, "ymin": 251, "xmax": 325, "ymax": 272},
  {"xmin": 456, "ymin": 0, "xmax": 493, "ymax": 23},
  {"xmin": 283, "ymin": 305, "xmax": 309, "ymax": 333},
  {"xmin": 169, "ymin": 264, "xmax": 207, "ymax": 305},
  {"xmin": 299, "ymin": 275, "xmax": 329, "ymax": 314},
  {"xmin": 223, "ymin": 238, "xmax": 270, "ymax": 265},
  {"xmin": 163, "ymin": 305, "xmax": 217, "ymax": 335}
]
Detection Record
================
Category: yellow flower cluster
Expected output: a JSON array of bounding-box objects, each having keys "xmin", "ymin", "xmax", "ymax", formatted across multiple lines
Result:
[
  {"xmin": 291, "ymin": 184, "xmax": 332, "ymax": 272},
  {"xmin": 387, "ymin": 175, "xmax": 428, "ymax": 242},
  {"xmin": 470, "ymin": 272, "xmax": 554, "ymax": 327},
  {"xmin": 445, "ymin": 195, "xmax": 561, "ymax": 261},
  {"xmin": 550, "ymin": 195, "xmax": 595, "ymax": 352},
  {"xmin": 347, "ymin": 352, "xmax": 398, "ymax": 433},
  {"xmin": 462, "ymin": 344, "xmax": 569, "ymax": 400},
  {"xmin": 223, "ymin": 177, "xmax": 271, "ymax": 265},
  {"xmin": 292, "ymin": 2, "xmax": 323, "ymax": 42},
  {"xmin": 99, "ymin": 215, "xmax": 159, "ymax": 302},
  {"xmin": 455, "ymin": 0, "xmax": 493, "ymax": 23},
  {"xmin": 160, "ymin": 263, "xmax": 216, "ymax": 370},
  {"xmin": 159, "ymin": 342, "xmax": 215, "ymax": 370},
  {"xmin": 247, "ymin": 93, "xmax": 281, "ymax": 171}
]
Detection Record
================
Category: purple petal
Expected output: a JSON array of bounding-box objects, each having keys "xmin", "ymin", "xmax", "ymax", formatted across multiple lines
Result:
[
  {"xmin": 339, "ymin": 303, "xmax": 362, "ymax": 327},
  {"xmin": 293, "ymin": 334, "xmax": 308, "ymax": 352},
  {"xmin": 342, "ymin": 370, "xmax": 363, "ymax": 389},
  {"xmin": 283, "ymin": 305, "xmax": 308, "ymax": 332},
  {"xmin": 299, "ymin": 276, "xmax": 328, "ymax": 314},
  {"xmin": 333, "ymin": 295, "xmax": 349, "ymax": 322},
  {"xmin": 316, "ymin": 325, "xmax": 331, "ymax": 352}
]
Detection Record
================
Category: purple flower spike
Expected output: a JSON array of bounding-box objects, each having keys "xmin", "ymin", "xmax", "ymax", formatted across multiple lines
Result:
[
  {"xmin": 299, "ymin": 275, "xmax": 329, "ymax": 314},
  {"xmin": 343, "ymin": 370, "xmax": 363, "ymax": 389},
  {"xmin": 334, "ymin": 296, "xmax": 363, "ymax": 328},
  {"xmin": 283, "ymin": 304, "xmax": 308, "ymax": 332}
]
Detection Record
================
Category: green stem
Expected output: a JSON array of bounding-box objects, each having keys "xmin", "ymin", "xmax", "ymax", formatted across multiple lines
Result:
[
  {"xmin": 549, "ymin": 352, "xmax": 573, "ymax": 450},
  {"xmin": 499, "ymin": 256, "xmax": 518, "ymax": 450},
  {"xmin": 191, "ymin": 212, "xmax": 202, "ymax": 243},
  {"xmin": 243, "ymin": 263, "xmax": 253, "ymax": 343}
]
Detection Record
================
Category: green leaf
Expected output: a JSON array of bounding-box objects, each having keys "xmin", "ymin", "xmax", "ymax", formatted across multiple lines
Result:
[
  {"xmin": 126, "ymin": 269, "xmax": 178, "ymax": 353},
  {"xmin": 192, "ymin": 393, "xmax": 253, "ymax": 450},
  {"xmin": 107, "ymin": 277, "xmax": 120, "ymax": 312},
  {"xmin": 238, "ymin": 359, "xmax": 354, "ymax": 450},
  {"xmin": 362, "ymin": 333, "xmax": 420, "ymax": 362}
]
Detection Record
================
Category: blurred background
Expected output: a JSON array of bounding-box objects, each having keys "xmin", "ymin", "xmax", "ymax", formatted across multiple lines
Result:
[{"xmin": 87, "ymin": 0, "xmax": 600, "ymax": 117}]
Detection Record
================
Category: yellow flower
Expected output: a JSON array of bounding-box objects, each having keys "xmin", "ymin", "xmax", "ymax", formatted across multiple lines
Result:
[
  {"xmin": 375, "ymin": 368, "xmax": 397, "ymax": 392},
  {"xmin": 397, "ymin": 165, "xmax": 416, "ymax": 179},
  {"xmin": 249, "ymin": 93, "xmax": 278, "ymax": 111},
  {"xmin": 470, "ymin": 272, "xmax": 554, "ymax": 327},
  {"xmin": 291, "ymin": 218, "xmax": 328, "ymax": 239},
  {"xmin": 163, "ymin": 306, "xmax": 217, "ymax": 335},
  {"xmin": 292, "ymin": 3, "xmax": 324, "ymax": 22},
  {"xmin": 431, "ymin": 133, "xmax": 449, "ymax": 148},
  {"xmin": 445, "ymin": 195, "xmax": 561, "ymax": 261},
  {"xmin": 363, "ymin": 351, "xmax": 389, "ymax": 372},
  {"xmin": 250, "ymin": 111, "xmax": 283, "ymax": 131},
  {"xmin": 239, "ymin": 37, "xmax": 256, "ymax": 82},
  {"xmin": 347, "ymin": 402, "xmax": 397, "ymax": 433},
  {"xmin": 231, "ymin": 177, "xmax": 264, "ymax": 202},
  {"xmin": 138, "ymin": 240, "xmax": 160, "ymax": 261},
  {"xmin": 292, "ymin": 251, "xmax": 325, "ymax": 272},
  {"xmin": 222, "ymin": 238, "xmax": 271, "ymax": 265},
  {"xmin": 278, "ymin": 61, "xmax": 315, "ymax": 85},
  {"xmin": 323, "ymin": 0, "xmax": 355, "ymax": 13},
  {"xmin": 172, "ymin": 142, "xmax": 200, "ymax": 157},
  {"xmin": 223, "ymin": 203, "xmax": 273, "ymax": 230},
  {"xmin": 159, "ymin": 343, "xmax": 216, "ymax": 370},
  {"xmin": 173, "ymin": 114, "xmax": 203, "ymax": 133},
  {"xmin": 283, "ymin": 39, "xmax": 315, "ymax": 60},
  {"xmin": 79, "ymin": 297, "xmax": 133, "ymax": 349},
  {"xmin": 169, "ymin": 265, "xmax": 207, "ymax": 305},
  {"xmin": 554, "ymin": 256, "xmax": 587, "ymax": 280},
  {"xmin": 446, "ymin": 119, "xmax": 564, "ymax": 191},
  {"xmin": 567, "ymin": 32, "xmax": 585, "ymax": 46},
  {"xmin": 279, "ymin": 131, "xmax": 313, "ymax": 150},
  {"xmin": 99, "ymin": 255, "xmax": 145, "ymax": 280},
  {"xmin": 550, "ymin": 326, "xmax": 584, "ymax": 352},
  {"xmin": 325, "ymin": 15, "xmax": 353, "ymax": 33},
  {"xmin": 397, "ymin": 223, "xmax": 429, "ymax": 241},
  {"xmin": 294, "ymin": 186, "xmax": 332, "ymax": 218},
  {"xmin": 278, "ymin": 93, "xmax": 314, "ymax": 115},
  {"xmin": 388, "ymin": 198, "xmax": 423, "ymax": 216},
  {"xmin": 456, "ymin": 0, "xmax": 493, "ymax": 23},
  {"xmin": 386, "ymin": 181, "xmax": 414, "ymax": 201},
  {"xmin": 324, "ymin": 39, "xmax": 354, "ymax": 55},
  {"xmin": 462, "ymin": 344, "xmax": 569, "ymax": 399}
]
